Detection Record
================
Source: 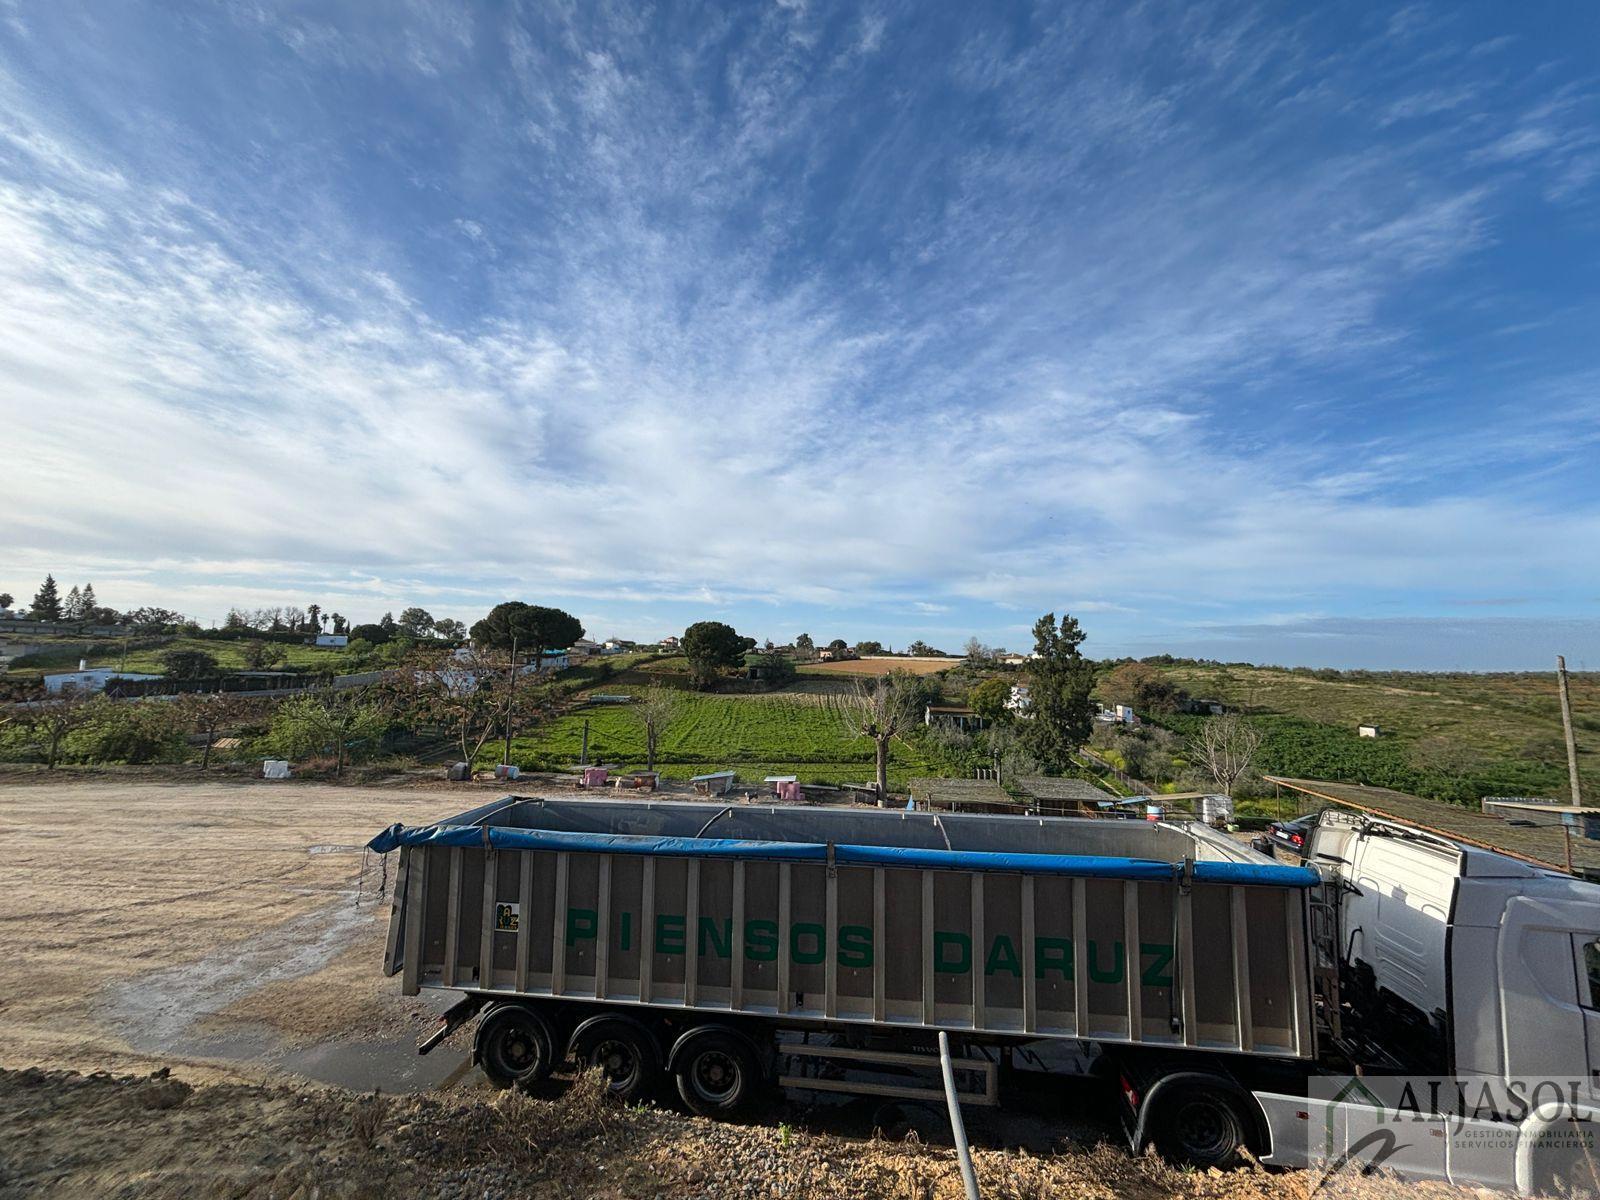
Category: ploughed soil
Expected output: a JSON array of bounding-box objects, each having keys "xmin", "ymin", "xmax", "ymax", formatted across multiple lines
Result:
[{"xmin": 0, "ymin": 773, "xmax": 1481, "ymax": 1198}]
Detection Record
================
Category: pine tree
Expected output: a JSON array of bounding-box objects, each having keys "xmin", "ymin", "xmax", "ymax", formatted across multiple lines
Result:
[
  {"xmin": 63, "ymin": 585, "xmax": 82, "ymax": 621},
  {"xmin": 80, "ymin": 582, "xmax": 97, "ymax": 617},
  {"xmin": 31, "ymin": 575, "xmax": 62, "ymax": 621},
  {"xmin": 1020, "ymin": 612, "xmax": 1097, "ymax": 772}
]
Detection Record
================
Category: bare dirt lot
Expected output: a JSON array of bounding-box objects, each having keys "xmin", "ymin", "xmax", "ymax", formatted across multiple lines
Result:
[{"xmin": 0, "ymin": 774, "xmax": 1459, "ymax": 1198}]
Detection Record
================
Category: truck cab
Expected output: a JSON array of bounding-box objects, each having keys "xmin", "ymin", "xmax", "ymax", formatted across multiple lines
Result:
[{"xmin": 1251, "ymin": 810, "xmax": 1600, "ymax": 1191}]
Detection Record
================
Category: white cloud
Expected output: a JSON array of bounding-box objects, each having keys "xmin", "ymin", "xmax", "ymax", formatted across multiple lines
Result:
[{"xmin": 0, "ymin": 1, "xmax": 1597, "ymax": 649}]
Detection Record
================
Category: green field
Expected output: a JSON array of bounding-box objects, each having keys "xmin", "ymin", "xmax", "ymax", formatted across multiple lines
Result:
[
  {"xmin": 1147, "ymin": 663, "xmax": 1598, "ymax": 802},
  {"xmin": 1, "ymin": 635, "xmax": 349, "ymax": 678},
  {"xmin": 502, "ymin": 689, "xmax": 946, "ymax": 788}
]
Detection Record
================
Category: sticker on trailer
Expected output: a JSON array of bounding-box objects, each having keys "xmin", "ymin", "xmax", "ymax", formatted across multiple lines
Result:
[{"xmin": 494, "ymin": 902, "xmax": 520, "ymax": 933}]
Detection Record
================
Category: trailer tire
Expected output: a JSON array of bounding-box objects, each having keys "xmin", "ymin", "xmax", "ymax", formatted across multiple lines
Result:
[
  {"xmin": 569, "ymin": 1017, "xmax": 662, "ymax": 1102},
  {"xmin": 1150, "ymin": 1084, "xmax": 1250, "ymax": 1169},
  {"xmin": 475, "ymin": 1005, "xmax": 556, "ymax": 1090},
  {"xmin": 672, "ymin": 1030, "xmax": 760, "ymax": 1118}
]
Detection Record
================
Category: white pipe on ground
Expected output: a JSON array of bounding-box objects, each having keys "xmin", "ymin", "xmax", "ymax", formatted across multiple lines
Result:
[{"xmin": 938, "ymin": 1030, "xmax": 981, "ymax": 1200}]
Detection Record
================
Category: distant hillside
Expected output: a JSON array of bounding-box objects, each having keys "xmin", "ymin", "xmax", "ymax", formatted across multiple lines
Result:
[{"xmin": 1147, "ymin": 663, "xmax": 1597, "ymax": 803}]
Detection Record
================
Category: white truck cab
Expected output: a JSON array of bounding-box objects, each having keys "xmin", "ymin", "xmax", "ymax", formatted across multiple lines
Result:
[{"xmin": 1254, "ymin": 810, "xmax": 1600, "ymax": 1191}]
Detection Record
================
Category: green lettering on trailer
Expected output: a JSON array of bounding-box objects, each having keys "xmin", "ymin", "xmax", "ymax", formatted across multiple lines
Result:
[
  {"xmin": 985, "ymin": 934, "xmax": 1022, "ymax": 977},
  {"xmin": 934, "ymin": 931, "xmax": 971, "ymax": 974},
  {"xmin": 745, "ymin": 919, "xmax": 779, "ymax": 962},
  {"xmin": 566, "ymin": 907, "xmax": 597, "ymax": 946},
  {"xmin": 698, "ymin": 916, "xmax": 733, "ymax": 958},
  {"xmin": 1140, "ymin": 942, "xmax": 1174, "ymax": 988},
  {"xmin": 655, "ymin": 914, "xmax": 685, "ymax": 955},
  {"xmin": 791, "ymin": 922, "xmax": 826, "ymax": 965},
  {"xmin": 837, "ymin": 924, "xmax": 873, "ymax": 968},
  {"xmin": 1035, "ymin": 936, "xmax": 1074, "ymax": 980},
  {"xmin": 1087, "ymin": 939, "xmax": 1124, "ymax": 984}
]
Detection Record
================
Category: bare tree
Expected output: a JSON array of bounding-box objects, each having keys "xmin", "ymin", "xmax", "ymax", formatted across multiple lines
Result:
[
  {"xmin": 1188, "ymin": 713, "xmax": 1263, "ymax": 797},
  {"xmin": 631, "ymin": 685, "xmax": 681, "ymax": 773},
  {"xmin": 28, "ymin": 687, "xmax": 94, "ymax": 769},
  {"xmin": 182, "ymin": 692, "xmax": 263, "ymax": 770},
  {"xmin": 388, "ymin": 646, "xmax": 551, "ymax": 770},
  {"xmin": 841, "ymin": 671, "xmax": 920, "ymax": 804}
]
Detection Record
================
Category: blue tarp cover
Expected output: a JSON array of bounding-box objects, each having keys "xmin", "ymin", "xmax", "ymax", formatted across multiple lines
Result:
[{"xmin": 367, "ymin": 822, "xmax": 1317, "ymax": 886}]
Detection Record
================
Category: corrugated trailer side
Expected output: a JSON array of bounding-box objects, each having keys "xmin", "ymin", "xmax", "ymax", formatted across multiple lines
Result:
[{"xmin": 377, "ymin": 824, "xmax": 1315, "ymax": 1060}]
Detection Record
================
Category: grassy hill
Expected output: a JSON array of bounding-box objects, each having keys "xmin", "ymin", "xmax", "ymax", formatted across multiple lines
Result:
[
  {"xmin": 1145, "ymin": 663, "xmax": 1598, "ymax": 803},
  {"xmin": 0, "ymin": 634, "xmax": 346, "ymax": 678}
]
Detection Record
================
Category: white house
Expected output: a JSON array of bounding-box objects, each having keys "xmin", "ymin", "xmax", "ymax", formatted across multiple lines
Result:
[
  {"xmin": 1006, "ymin": 684, "xmax": 1032, "ymax": 715},
  {"xmin": 43, "ymin": 660, "xmax": 160, "ymax": 695},
  {"xmin": 313, "ymin": 633, "xmax": 349, "ymax": 648}
]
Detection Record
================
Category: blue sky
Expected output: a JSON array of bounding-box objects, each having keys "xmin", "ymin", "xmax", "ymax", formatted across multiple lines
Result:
[{"xmin": 1, "ymin": 1, "xmax": 1597, "ymax": 669}]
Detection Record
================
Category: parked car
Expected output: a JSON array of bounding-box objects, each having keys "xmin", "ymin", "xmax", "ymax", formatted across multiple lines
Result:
[{"xmin": 1267, "ymin": 814, "xmax": 1315, "ymax": 857}]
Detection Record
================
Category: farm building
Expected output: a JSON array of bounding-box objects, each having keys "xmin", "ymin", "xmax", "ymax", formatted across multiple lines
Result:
[
  {"xmin": 1267, "ymin": 776, "xmax": 1600, "ymax": 878},
  {"xmin": 1357, "ymin": 723, "xmax": 1382, "ymax": 738},
  {"xmin": 906, "ymin": 777, "xmax": 1017, "ymax": 814},
  {"xmin": 1482, "ymin": 797, "xmax": 1600, "ymax": 841},
  {"xmin": 43, "ymin": 662, "xmax": 160, "ymax": 695},
  {"xmin": 312, "ymin": 633, "xmax": 348, "ymax": 647},
  {"xmin": 1014, "ymin": 775, "xmax": 1113, "ymax": 814},
  {"xmin": 923, "ymin": 704, "xmax": 986, "ymax": 732}
]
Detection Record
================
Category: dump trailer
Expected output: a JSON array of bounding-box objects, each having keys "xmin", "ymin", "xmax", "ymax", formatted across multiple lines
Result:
[{"xmin": 370, "ymin": 797, "xmax": 1600, "ymax": 1185}]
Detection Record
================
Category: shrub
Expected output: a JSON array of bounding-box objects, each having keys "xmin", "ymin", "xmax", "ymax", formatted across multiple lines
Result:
[{"xmin": 62, "ymin": 698, "xmax": 187, "ymax": 764}]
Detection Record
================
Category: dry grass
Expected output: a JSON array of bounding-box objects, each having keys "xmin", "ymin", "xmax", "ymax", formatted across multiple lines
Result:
[
  {"xmin": 801, "ymin": 656, "xmax": 955, "ymax": 676},
  {"xmin": 0, "ymin": 1066, "xmax": 1496, "ymax": 1200}
]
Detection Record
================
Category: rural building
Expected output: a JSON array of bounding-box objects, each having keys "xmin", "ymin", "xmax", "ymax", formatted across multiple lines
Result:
[
  {"xmin": 43, "ymin": 662, "xmax": 160, "ymax": 694},
  {"xmin": 1266, "ymin": 776, "xmax": 1600, "ymax": 878},
  {"xmin": 923, "ymin": 704, "xmax": 987, "ymax": 732},
  {"xmin": 906, "ymin": 777, "xmax": 1017, "ymax": 814},
  {"xmin": 1357, "ymin": 723, "xmax": 1382, "ymax": 738},
  {"xmin": 659, "ymin": 635, "xmax": 680, "ymax": 650},
  {"xmin": 998, "ymin": 652, "xmax": 1032, "ymax": 666},
  {"xmin": 570, "ymin": 638, "xmax": 600, "ymax": 657},
  {"xmin": 312, "ymin": 633, "xmax": 348, "ymax": 647},
  {"xmin": 1482, "ymin": 797, "xmax": 1600, "ymax": 841},
  {"xmin": 1178, "ymin": 697, "xmax": 1226, "ymax": 715},
  {"xmin": 1007, "ymin": 684, "xmax": 1032, "ymax": 715},
  {"xmin": 1014, "ymin": 775, "xmax": 1111, "ymax": 814}
]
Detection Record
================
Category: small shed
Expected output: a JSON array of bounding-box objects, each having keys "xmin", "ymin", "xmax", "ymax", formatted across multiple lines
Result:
[
  {"xmin": 1357, "ymin": 723, "xmax": 1382, "ymax": 738},
  {"xmin": 313, "ymin": 634, "xmax": 349, "ymax": 647},
  {"xmin": 923, "ymin": 704, "xmax": 987, "ymax": 732},
  {"xmin": 1014, "ymin": 775, "xmax": 1112, "ymax": 815},
  {"xmin": 691, "ymin": 770, "xmax": 737, "ymax": 796}
]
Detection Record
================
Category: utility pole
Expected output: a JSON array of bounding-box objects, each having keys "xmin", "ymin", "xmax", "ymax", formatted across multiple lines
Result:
[
  {"xmin": 502, "ymin": 636, "xmax": 518, "ymax": 768},
  {"xmin": 1558, "ymin": 655, "xmax": 1583, "ymax": 807},
  {"xmin": 580, "ymin": 718, "xmax": 590, "ymax": 766}
]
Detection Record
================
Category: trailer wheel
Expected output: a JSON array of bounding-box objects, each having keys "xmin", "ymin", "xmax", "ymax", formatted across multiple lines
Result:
[
  {"xmin": 570, "ymin": 1018, "xmax": 662, "ymax": 1102},
  {"xmin": 1150, "ymin": 1084, "xmax": 1249, "ymax": 1168},
  {"xmin": 475, "ymin": 1005, "xmax": 556, "ymax": 1090},
  {"xmin": 673, "ymin": 1031, "xmax": 759, "ymax": 1117}
]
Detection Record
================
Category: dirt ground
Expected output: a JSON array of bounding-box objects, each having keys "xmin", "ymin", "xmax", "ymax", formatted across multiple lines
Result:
[{"xmin": 0, "ymin": 774, "xmax": 1475, "ymax": 1198}]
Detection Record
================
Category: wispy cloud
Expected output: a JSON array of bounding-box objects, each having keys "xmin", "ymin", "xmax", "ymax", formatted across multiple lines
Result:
[{"xmin": 1, "ymin": 2, "xmax": 1597, "ymax": 666}]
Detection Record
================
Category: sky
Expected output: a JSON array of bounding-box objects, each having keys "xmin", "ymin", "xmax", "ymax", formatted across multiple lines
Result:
[{"xmin": 1, "ymin": 2, "xmax": 1598, "ymax": 671}]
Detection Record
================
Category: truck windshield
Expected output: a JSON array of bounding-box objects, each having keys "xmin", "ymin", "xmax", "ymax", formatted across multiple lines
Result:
[{"xmin": 1582, "ymin": 938, "xmax": 1600, "ymax": 1009}]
